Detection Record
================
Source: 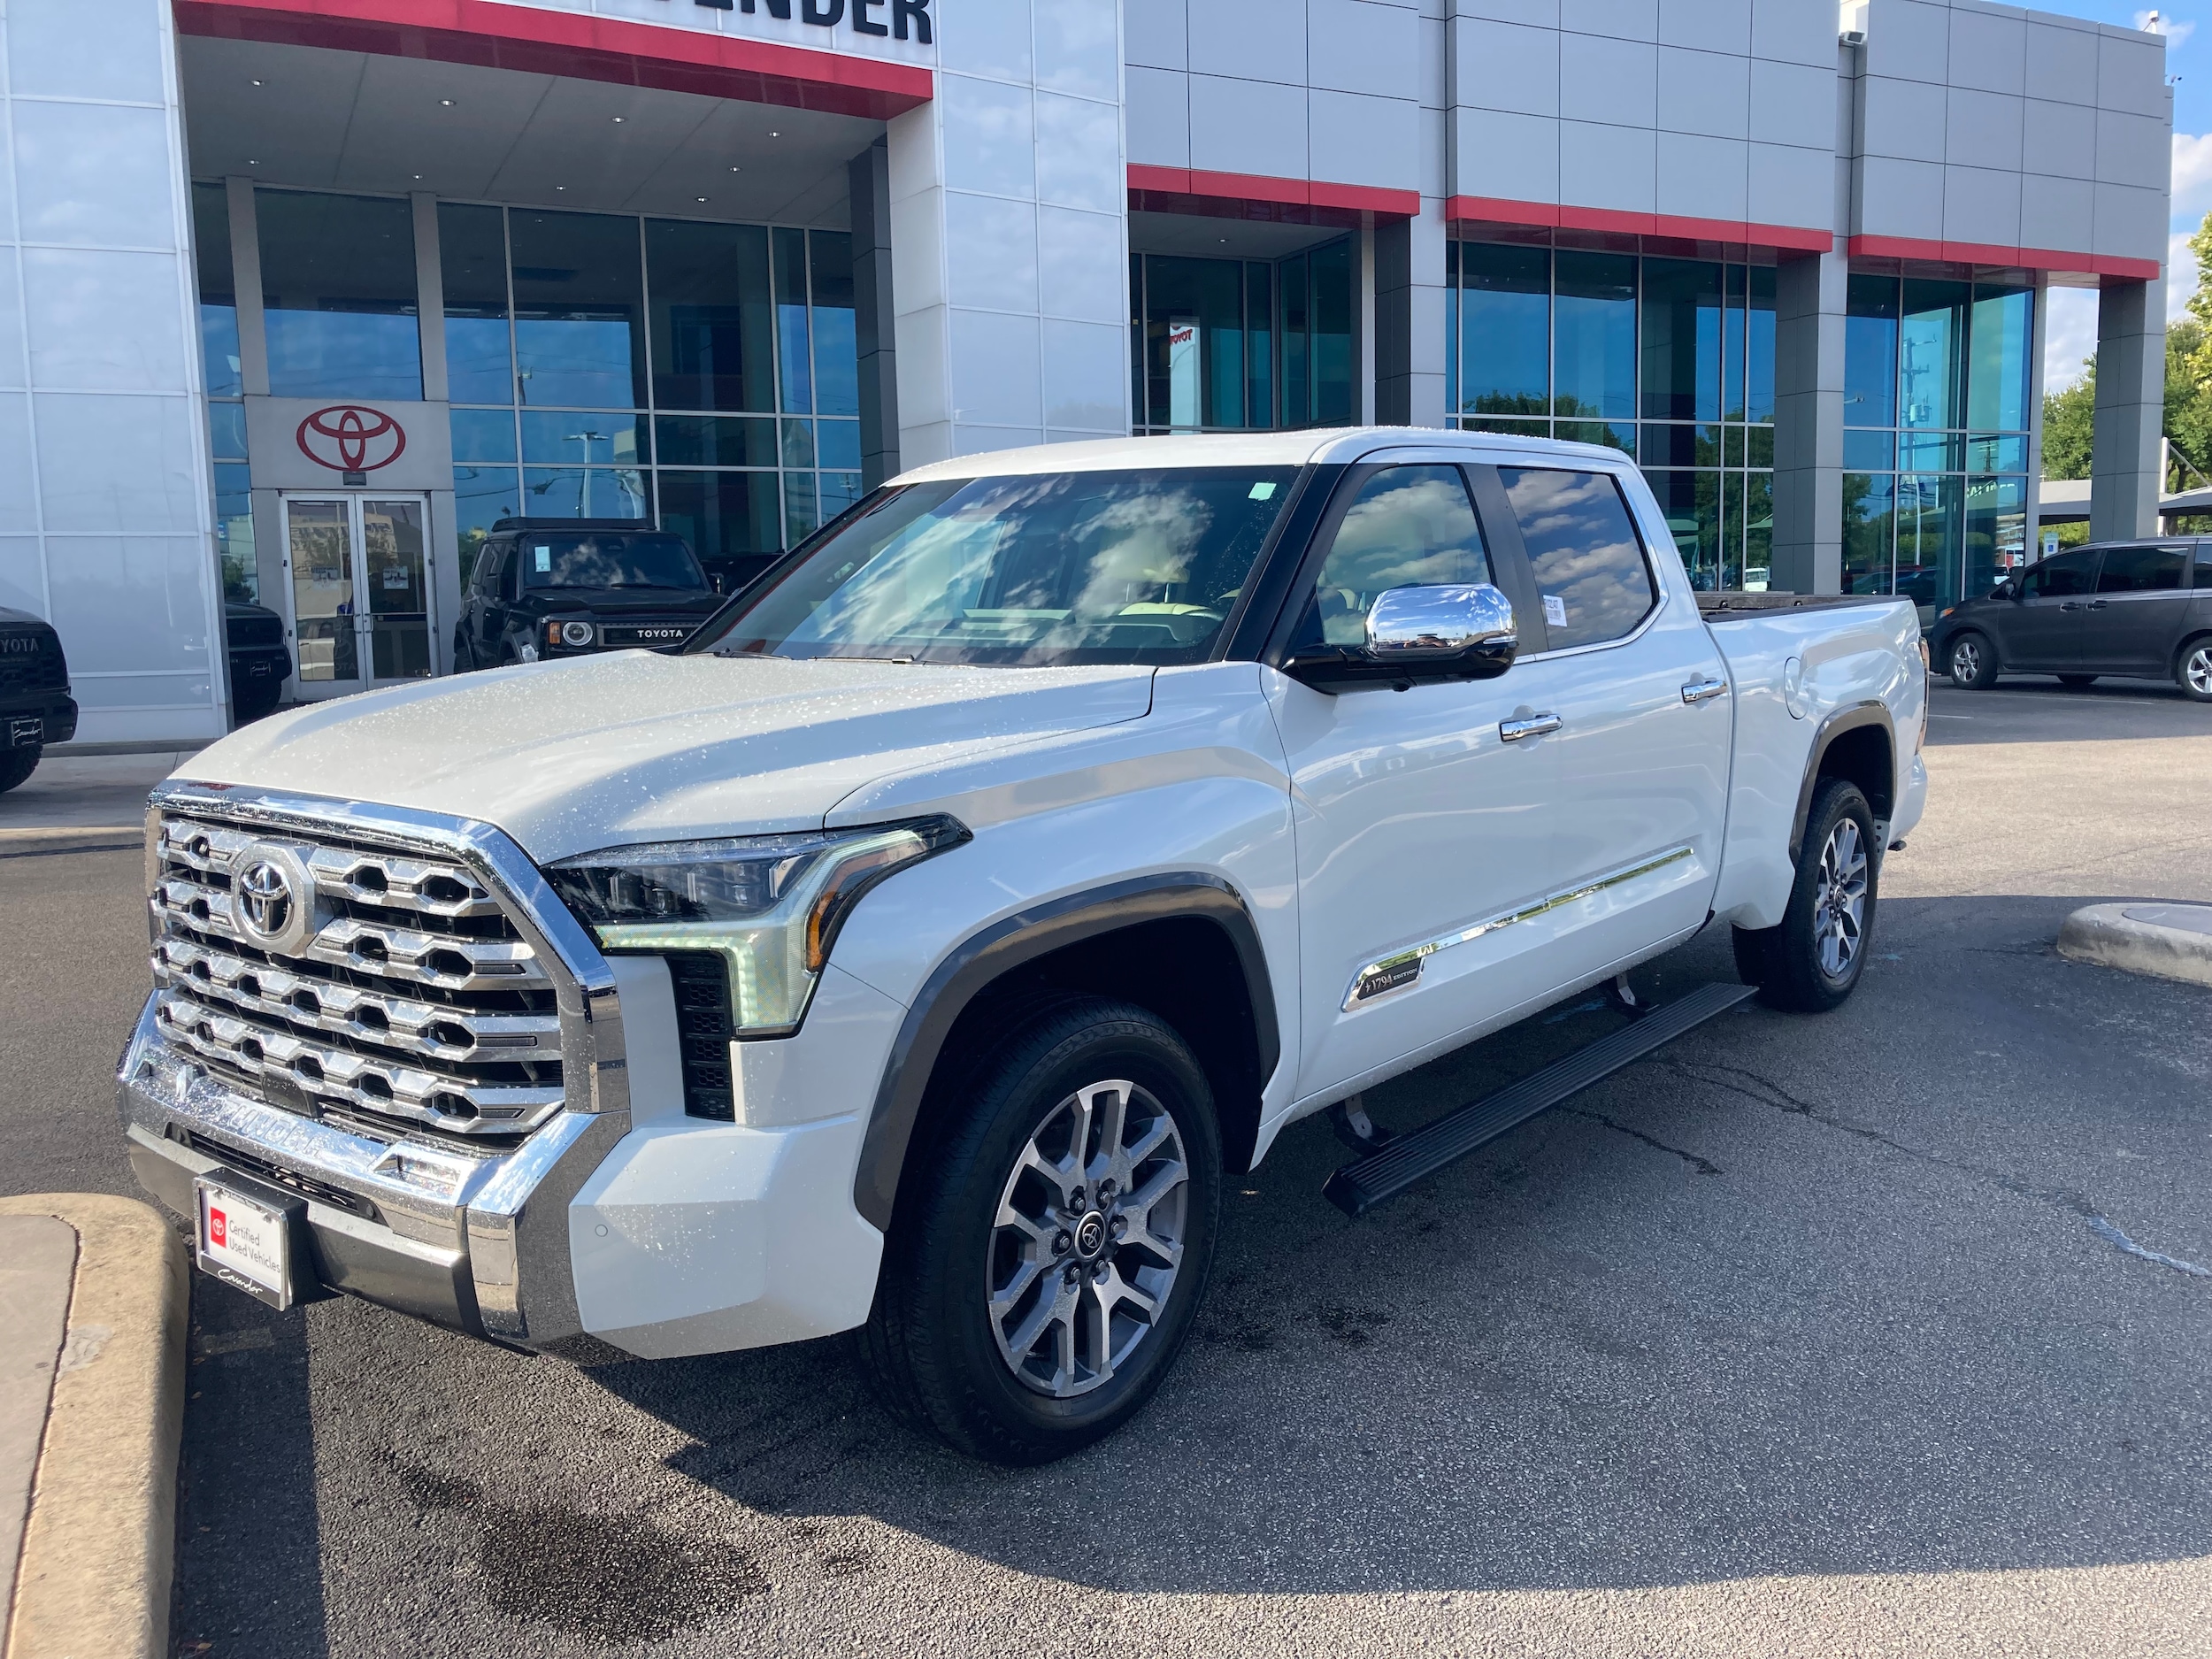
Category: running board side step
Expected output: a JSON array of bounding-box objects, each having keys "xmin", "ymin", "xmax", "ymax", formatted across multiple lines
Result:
[{"xmin": 1322, "ymin": 982, "xmax": 1759, "ymax": 1218}]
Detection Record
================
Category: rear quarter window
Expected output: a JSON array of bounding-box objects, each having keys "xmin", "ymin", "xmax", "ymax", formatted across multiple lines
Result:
[{"xmin": 1497, "ymin": 468, "xmax": 1657, "ymax": 649}]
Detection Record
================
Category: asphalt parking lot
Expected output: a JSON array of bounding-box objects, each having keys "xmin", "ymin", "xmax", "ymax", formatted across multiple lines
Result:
[{"xmin": 4, "ymin": 674, "xmax": 2208, "ymax": 1658}]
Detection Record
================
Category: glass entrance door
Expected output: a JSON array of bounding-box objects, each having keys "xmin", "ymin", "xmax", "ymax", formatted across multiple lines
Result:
[{"xmin": 282, "ymin": 495, "xmax": 434, "ymax": 698}]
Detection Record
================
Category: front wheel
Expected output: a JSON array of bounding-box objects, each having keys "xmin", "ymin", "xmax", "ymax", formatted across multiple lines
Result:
[
  {"xmin": 860, "ymin": 997, "xmax": 1222, "ymax": 1465},
  {"xmin": 1732, "ymin": 778, "xmax": 1879, "ymax": 1013},
  {"xmin": 1946, "ymin": 631, "xmax": 1998, "ymax": 688},
  {"xmin": 0, "ymin": 744, "xmax": 39, "ymax": 795},
  {"xmin": 2178, "ymin": 638, "xmax": 2212, "ymax": 703}
]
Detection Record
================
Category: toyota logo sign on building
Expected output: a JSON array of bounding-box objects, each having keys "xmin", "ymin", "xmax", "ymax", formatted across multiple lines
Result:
[{"xmin": 296, "ymin": 405, "xmax": 407, "ymax": 480}]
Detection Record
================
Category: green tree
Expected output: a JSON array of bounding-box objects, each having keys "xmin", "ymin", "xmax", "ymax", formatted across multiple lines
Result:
[{"xmin": 2042, "ymin": 358, "xmax": 2095, "ymax": 480}]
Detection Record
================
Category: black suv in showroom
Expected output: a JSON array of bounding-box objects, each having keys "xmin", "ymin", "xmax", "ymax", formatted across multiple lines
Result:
[
  {"xmin": 454, "ymin": 519, "xmax": 727, "ymax": 670},
  {"xmin": 0, "ymin": 605, "xmax": 77, "ymax": 794},
  {"xmin": 227, "ymin": 601, "xmax": 292, "ymax": 724}
]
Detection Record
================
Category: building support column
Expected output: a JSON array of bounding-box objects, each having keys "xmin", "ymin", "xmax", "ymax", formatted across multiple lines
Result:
[
  {"xmin": 1770, "ymin": 244, "xmax": 1847, "ymax": 595},
  {"xmin": 849, "ymin": 139, "xmax": 901, "ymax": 488},
  {"xmin": 1375, "ymin": 199, "xmax": 1448, "ymax": 428},
  {"xmin": 2090, "ymin": 275, "xmax": 2165, "ymax": 541}
]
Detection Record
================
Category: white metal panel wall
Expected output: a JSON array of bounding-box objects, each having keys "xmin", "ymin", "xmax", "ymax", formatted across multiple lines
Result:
[
  {"xmin": 887, "ymin": 0, "xmax": 1131, "ymax": 465},
  {"xmin": 1853, "ymin": 0, "xmax": 2170, "ymax": 265},
  {"xmin": 0, "ymin": 0, "xmax": 225, "ymax": 743}
]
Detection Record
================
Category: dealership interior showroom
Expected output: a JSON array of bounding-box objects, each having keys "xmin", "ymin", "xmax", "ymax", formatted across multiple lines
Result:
[{"xmin": 0, "ymin": 0, "xmax": 2174, "ymax": 741}]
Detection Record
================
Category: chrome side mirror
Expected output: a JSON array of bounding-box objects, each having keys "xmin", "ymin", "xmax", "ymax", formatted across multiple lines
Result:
[
  {"xmin": 1284, "ymin": 582, "xmax": 1519, "ymax": 693},
  {"xmin": 1366, "ymin": 583, "xmax": 1518, "ymax": 664}
]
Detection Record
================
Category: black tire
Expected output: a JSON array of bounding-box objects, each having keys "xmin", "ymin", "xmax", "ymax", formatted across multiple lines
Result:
[
  {"xmin": 2177, "ymin": 636, "xmax": 2212, "ymax": 703},
  {"xmin": 2056, "ymin": 674, "xmax": 2096, "ymax": 690},
  {"xmin": 232, "ymin": 679, "xmax": 281, "ymax": 725},
  {"xmin": 1945, "ymin": 630, "xmax": 1998, "ymax": 688},
  {"xmin": 859, "ymin": 996, "xmax": 1223, "ymax": 1465},
  {"xmin": 0, "ymin": 744, "xmax": 38, "ymax": 795},
  {"xmin": 1731, "ymin": 778, "xmax": 1880, "ymax": 1014}
]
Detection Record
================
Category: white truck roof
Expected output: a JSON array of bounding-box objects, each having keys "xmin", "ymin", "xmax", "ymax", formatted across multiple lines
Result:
[{"xmin": 890, "ymin": 426, "xmax": 1633, "ymax": 485}]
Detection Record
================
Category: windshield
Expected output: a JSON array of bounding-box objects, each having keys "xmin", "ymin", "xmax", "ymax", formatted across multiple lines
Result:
[
  {"xmin": 518, "ymin": 532, "xmax": 706, "ymax": 590},
  {"xmin": 685, "ymin": 466, "xmax": 1299, "ymax": 666}
]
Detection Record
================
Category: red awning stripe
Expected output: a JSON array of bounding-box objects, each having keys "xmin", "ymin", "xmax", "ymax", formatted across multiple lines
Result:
[{"xmin": 173, "ymin": 0, "xmax": 933, "ymax": 120}]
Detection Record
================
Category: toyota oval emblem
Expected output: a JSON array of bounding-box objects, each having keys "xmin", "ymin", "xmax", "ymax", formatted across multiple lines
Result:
[
  {"xmin": 1074, "ymin": 1213, "xmax": 1107, "ymax": 1258},
  {"xmin": 234, "ymin": 859, "xmax": 296, "ymax": 941},
  {"xmin": 296, "ymin": 405, "xmax": 407, "ymax": 473}
]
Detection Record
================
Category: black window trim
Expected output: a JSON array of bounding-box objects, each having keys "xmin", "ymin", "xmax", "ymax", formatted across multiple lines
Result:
[{"xmin": 1257, "ymin": 457, "xmax": 1553, "ymax": 670}]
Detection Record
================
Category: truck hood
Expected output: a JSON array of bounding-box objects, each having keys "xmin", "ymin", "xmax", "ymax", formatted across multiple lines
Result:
[{"xmin": 181, "ymin": 653, "xmax": 1156, "ymax": 860}]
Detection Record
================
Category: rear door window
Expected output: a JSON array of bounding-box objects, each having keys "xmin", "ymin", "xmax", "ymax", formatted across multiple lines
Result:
[
  {"xmin": 1496, "ymin": 468, "xmax": 1656, "ymax": 649},
  {"xmin": 2095, "ymin": 546, "xmax": 2187, "ymax": 593}
]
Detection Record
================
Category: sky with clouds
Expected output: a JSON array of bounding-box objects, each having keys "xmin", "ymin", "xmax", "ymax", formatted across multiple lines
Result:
[{"xmin": 2039, "ymin": 5, "xmax": 2207, "ymax": 389}]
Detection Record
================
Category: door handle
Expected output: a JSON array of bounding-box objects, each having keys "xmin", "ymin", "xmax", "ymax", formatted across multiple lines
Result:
[
  {"xmin": 2060, "ymin": 602, "xmax": 2083, "ymax": 611},
  {"xmin": 1680, "ymin": 678, "xmax": 1729, "ymax": 703},
  {"xmin": 2088, "ymin": 599, "xmax": 2108, "ymax": 610},
  {"xmin": 1500, "ymin": 712, "xmax": 1562, "ymax": 741}
]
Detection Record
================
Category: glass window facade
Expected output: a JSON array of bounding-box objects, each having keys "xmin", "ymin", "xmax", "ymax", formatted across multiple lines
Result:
[
  {"xmin": 438, "ymin": 205, "xmax": 860, "ymax": 581},
  {"xmin": 194, "ymin": 182, "xmax": 254, "ymax": 602},
  {"xmin": 1131, "ymin": 238, "xmax": 1351, "ymax": 434},
  {"xmin": 1843, "ymin": 274, "xmax": 2032, "ymax": 624},
  {"xmin": 1448, "ymin": 242, "xmax": 1776, "ymax": 589},
  {"xmin": 257, "ymin": 189, "xmax": 422, "ymax": 402}
]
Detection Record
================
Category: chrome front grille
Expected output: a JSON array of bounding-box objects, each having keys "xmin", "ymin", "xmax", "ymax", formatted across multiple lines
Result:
[{"xmin": 148, "ymin": 812, "xmax": 565, "ymax": 1145}]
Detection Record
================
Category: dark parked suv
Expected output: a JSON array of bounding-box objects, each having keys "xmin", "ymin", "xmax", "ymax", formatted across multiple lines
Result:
[
  {"xmin": 1931, "ymin": 541, "xmax": 2212, "ymax": 700},
  {"xmin": 0, "ymin": 605, "xmax": 77, "ymax": 793},
  {"xmin": 226, "ymin": 602, "xmax": 292, "ymax": 724},
  {"xmin": 454, "ymin": 519, "xmax": 726, "ymax": 671}
]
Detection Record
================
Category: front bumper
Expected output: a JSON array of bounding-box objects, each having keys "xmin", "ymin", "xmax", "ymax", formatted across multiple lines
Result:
[
  {"xmin": 120, "ymin": 995, "xmax": 625, "ymax": 1347},
  {"xmin": 5, "ymin": 693, "xmax": 74, "ymax": 747}
]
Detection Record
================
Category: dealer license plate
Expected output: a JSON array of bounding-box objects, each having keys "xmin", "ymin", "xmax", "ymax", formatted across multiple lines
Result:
[
  {"xmin": 194, "ymin": 1177, "xmax": 295, "ymax": 1310},
  {"xmin": 7, "ymin": 716, "xmax": 39, "ymax": 749}
]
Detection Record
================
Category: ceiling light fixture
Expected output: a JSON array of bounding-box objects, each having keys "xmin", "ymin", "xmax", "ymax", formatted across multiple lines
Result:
[
  {"xmin": 695, "ymin": 196, "xmax": 708, "ymax": 203},
  {"xmin": 612, "ymin": 116, "xmax": 625, "ymax": 123},
  {"xmin": 768, "ymin": 131, "xmax": 780, "ymax": 138},
  {"xmin": 250, "ymin": 79, "xmax": 264, "ymax": 86},
  {"xmin": 440, "ymin": 98, "xmax": 454, "ymax": 106}
]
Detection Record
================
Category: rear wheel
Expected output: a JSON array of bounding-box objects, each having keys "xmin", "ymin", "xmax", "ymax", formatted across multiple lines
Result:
[
  {"xmin": 1946, "ymin": 632, "xmax": 1998, "ymax": 688},
  {"xmin": 231, "ymin": 677, "xmax": 281, "ymax": 725},
  {"xmin": 860, "ymin": 997, "xmax": 1222, "ymax": 1465},
  {"xmin": 1732, "ymin": 778, "xmax": 1879, "ymax": 1014},
  {"xmin": 2178, "ymin": 638, "xmax": 2212, "ymax": 703},
  {"xmin": 2056, "ymin": 674, "xmax": 2097, "ymax": 690},
  {"xmin": 0, "ymin": 744, "xmax": 38, "ymax": 795}
]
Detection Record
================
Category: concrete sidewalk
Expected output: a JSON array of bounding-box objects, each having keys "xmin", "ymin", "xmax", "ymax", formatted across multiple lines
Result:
[
  {"xmin": 0, "ymin": 1195, "xmax": 187, "ymax": 1659},
  {"xmin": 0, "ymin": 752, "xmax": 196, "ymax": 841}
]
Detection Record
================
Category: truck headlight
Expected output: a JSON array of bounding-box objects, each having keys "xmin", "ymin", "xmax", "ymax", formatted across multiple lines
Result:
[
  {"xmin": 544, "ymin": 818, "xmax": 969, "ymax": 1037},
  {"xmin": 551, "ymin": 619, "xmax": 595, "ymax": 649}
]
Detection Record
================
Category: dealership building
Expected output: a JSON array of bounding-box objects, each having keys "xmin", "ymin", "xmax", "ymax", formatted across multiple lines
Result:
[{"xmin": 0, "ymin": 0, "xmax": 2172, "ymax": 741}]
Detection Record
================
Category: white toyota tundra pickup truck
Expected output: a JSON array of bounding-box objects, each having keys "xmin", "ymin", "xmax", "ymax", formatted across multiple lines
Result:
[{"xmin": 120, "ymin": 429, "xmax": 1927, "ymax": 1463}]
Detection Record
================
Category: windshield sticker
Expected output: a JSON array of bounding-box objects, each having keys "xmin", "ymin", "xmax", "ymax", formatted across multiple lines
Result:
[
  {"xmin": 1544, "ymin": 594, "xmax": 1567, "ymax": 626},
  {"xmin": 1249, "ymin": 481, "xmax": 1277, "ymax": 500},
  {"xmin": 534, "ymin": 546, "xmax": 551, "ymax": 572}
]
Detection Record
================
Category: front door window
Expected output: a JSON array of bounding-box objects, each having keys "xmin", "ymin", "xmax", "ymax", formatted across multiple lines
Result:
[{"xmin": 283, "ymin": 496, "xmax": 434, "ymax": 695}]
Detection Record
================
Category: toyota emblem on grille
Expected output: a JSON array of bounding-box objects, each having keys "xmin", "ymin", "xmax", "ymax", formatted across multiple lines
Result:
[
  {"xmin": 234, "ymin": 859, "xmax": 296, "ymax": 941},
  {"xmin": 226, "ymin": 843, "xmax": 321, "ymax": 956}
]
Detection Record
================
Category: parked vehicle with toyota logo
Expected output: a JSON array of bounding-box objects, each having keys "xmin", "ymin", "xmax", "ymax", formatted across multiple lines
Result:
[
  {"xmin": 0, "ymin": 605, "xmax": 76, "ymax": 793},
  {"xmin": 119, "ymin": 431, "xmax": 1929, "ymax": 1466},
  {"xmin": 451, "ymin": 519, "xmax": 726, "ymax": 670}
]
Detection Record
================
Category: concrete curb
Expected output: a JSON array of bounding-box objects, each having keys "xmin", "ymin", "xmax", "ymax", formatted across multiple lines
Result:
[
  {"xmin": 0, "ymin": 1195, "xmax": 187, "ymax": 1659},
  {"xmin": 2057, "ymin": 902, "xmax": 2212, "ymax": 990}
]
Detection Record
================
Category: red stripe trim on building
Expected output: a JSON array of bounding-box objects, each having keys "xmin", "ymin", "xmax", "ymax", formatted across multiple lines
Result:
[
  {"xmin": 1447, "ymin": 194, "xmax": 1832, "ymax": 254},
  {"xmin": 1129, "ymin": 164, "xmax": 1419, "ymax": 219},
  {"xmin": 172, "ymin": 0, "xmax": 933, "ymax": 120},
  {"xmin": 1846, "ymin": 233, "xmax": 2160, "ymax": 281}
]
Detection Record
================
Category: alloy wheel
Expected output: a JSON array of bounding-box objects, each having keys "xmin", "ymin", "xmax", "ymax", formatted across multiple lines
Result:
[
  {"xmin": 1812, "ymin": 818, "xmax": 1870, "ymax": 979},
  {"xmin": 987, "ymin": 1079, "xmax": 1189, "ymax": 1399},
  {"xmin": 1950, "ymin": 638, "xmax": 1981, "ymax": 683},
  {"xmin": 2187, "ymin": 645, "xmax": 2212, "ymax": 698}
]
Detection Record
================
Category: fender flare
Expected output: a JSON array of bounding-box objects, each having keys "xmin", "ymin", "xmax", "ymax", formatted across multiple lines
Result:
[
  {"xmin": 1788, "ymin": 700, "xmax": 1896, "ymax": 864},
  {"xmin": 851, "ymin": 872, "xmax": 1281, "ymax": 1233}
]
